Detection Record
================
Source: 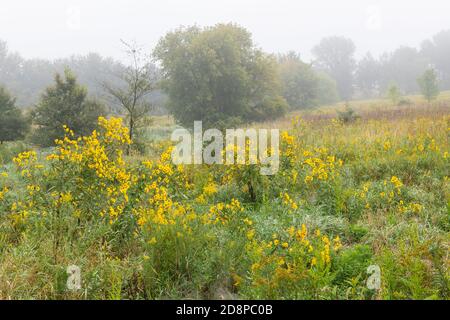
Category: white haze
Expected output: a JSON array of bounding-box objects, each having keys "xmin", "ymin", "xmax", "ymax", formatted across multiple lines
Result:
[{"xmin": 0, "ymin": 0, "xmax": 449, "ymax": 62}]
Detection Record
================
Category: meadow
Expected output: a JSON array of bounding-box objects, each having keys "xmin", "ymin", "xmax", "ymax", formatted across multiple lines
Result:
[{"xmin": 0, "ymin": 95, "xmax": 448, "ymax": 300}]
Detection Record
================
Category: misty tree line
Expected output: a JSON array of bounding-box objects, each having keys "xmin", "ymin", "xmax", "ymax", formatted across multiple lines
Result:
[
  {"xmin": 354, "ymin": 30, "xmax": 450, "ymax": 99},
  {"xmin": 311, "ymin": 30, "xmax": 450, "ymax": 101},
  {"xmin": 1, "ymin": 28, "xmax": 449, "ymax": 110},
  {"xmin": 0, "ymin": 24, "xmax": 448, "ymax": 148},
  {"xmin": 0, "ymin": 41, "xmax": 166, "ymax": 112}
]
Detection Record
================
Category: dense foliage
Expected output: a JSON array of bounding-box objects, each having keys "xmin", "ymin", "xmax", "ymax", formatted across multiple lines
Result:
[
  {"xmin": 31, "ymin": 69, "xmax": 106, "ymax": 147},
  {"xmin": 0, "ymin": 106, "xmax": 448, "ymax": 299},
  {"xmin": 278, "ymin": 52, "xmax": 340, "ymax": 109},
  {"xmin": 0, "ymin": 86, "xmax": 29, "ymax": 144},
  {"xmin": 154, "ymin": 23, "xmax": 288, "ymax": 128}
]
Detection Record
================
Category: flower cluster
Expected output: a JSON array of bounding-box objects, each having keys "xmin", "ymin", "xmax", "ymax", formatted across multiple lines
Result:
[{"xmin": 240, "ymin": 224, "xmax": 343, "ymax": 298}]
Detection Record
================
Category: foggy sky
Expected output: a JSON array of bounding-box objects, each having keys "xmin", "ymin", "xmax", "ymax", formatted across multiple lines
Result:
[{"xmin": 1, "ymin": 0, "xmax": 449, "ymax": 62}]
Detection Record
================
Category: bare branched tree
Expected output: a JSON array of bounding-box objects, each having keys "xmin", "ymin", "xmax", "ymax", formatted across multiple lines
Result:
[{"xmin": 103, "ymin": 40, "xmax": 155, "ymax": 154}]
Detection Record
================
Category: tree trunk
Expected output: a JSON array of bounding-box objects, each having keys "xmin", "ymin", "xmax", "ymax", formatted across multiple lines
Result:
[
  {"xmin": 248, "ymin": 181, "xmax": 256, "ymax": 202},
  {"xmin": 127, "ymin": 117, "xmax": 134, "ymax": 156}
]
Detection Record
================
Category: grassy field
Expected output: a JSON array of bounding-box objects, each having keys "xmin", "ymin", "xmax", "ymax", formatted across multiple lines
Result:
[{"xmin": 0, "ymin": 94, "xmax": 449, "ymax": 300}]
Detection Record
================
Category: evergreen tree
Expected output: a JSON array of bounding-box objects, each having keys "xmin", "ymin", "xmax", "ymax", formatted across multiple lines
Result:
[
  {"xmin": 0, "ymin": 86, "xmax": 29, "ymax": 144},
  {"xmin": 32, "ymin": 69, "xmax": 106, "ymax": 146}
]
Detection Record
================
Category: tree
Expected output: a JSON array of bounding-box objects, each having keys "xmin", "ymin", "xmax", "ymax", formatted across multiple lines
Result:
[
  {"xmin": 379, "ymin": 47, "xmax": 427, "ymax": 94},
  {"xmin": 103, "ymin": 41, "xmax": 156, "ymax": 154},
  {"xmin": 421, "ymin": 30, "xmax": 450, "ymax": 89},
  {"xmin": 153, "ymin": 23, "xmax": 287, "ymax": 129},
  {"xmin": 0, "ymin": 40, "xmax": 28, "ymax": 104},
  {"xmin": 312, "ymin": 36, "xmax": 356, "ymax": 100},
  {"xmin": 355, "ymin": 53, "xmax": 381, "ymax": 97},
  {"xmin": 32, "ymin": 69, "xmax": 106, "ymax": 147},
  {"xmin": 0, "ymin": 86, "xmax": 29, "ymax": 144},
  {"xmin": 315, "ymin": 72, "xmax": 340, "ymax": 105},
  {"xmin": 278, "ymin": 52, "xmax": 320, "ymax": 109},
  {"xmin": 387, "ymin": 84, "xmax": 401, "ymax": 105},
  {"xmin": 417, "ymin": 69, "xmax": 440, "ymax": 103}
]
